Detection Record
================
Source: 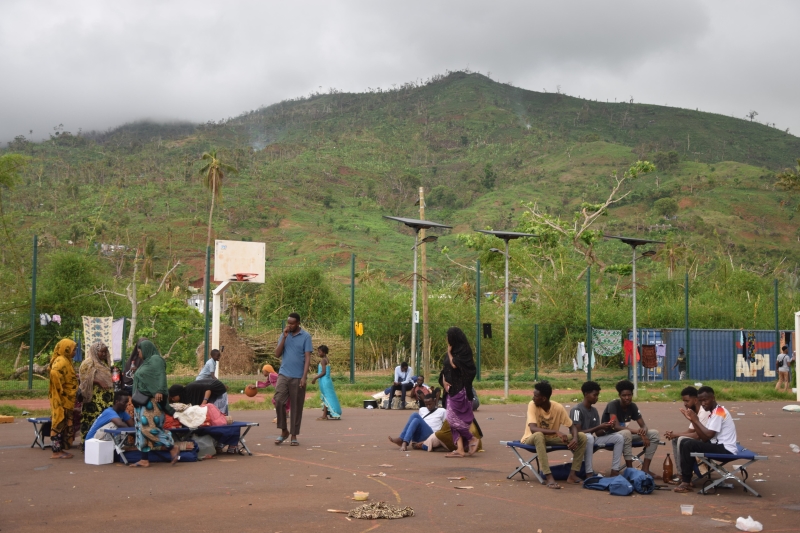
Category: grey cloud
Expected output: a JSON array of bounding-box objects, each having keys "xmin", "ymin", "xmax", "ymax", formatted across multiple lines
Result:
[{"xmin": 1, "ymin": 0, "xmax": 797, "ymax": 144}]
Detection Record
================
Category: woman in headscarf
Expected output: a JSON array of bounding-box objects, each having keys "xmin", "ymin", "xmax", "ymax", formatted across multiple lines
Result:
[
  {"xmin": 130, "ymin": 340, "xmax": 190, "ymax": 467},
  {"xmin": 79, "ymin": 342, "xmax": 115, "ymax": 446},
  {"xmin": 439, "ymin": 327, "xmax": 478, "ymax": 458},
  {"xmin": 49, "ymin": 339, "xmax": 79, "ymax": 459}
]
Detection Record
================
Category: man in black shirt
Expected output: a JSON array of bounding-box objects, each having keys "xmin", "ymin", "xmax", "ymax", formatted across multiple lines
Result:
[
  {"xmin": 601, "ymin": 379, "xmax": 661, "ymax": 479},
  {"xmin": 169, "ymin": 379, "xmax": 229, "ymax": 413}
]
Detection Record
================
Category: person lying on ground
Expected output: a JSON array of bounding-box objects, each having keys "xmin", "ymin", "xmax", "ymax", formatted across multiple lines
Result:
[
  {"xmin": 388, "ymin": 389, "xmax": 445, "ymax": 451},
  {"xmin": 570, "ymin": 381, "xmax": 624, "ymax": 477},
  {"xmin": 169, "ymin": 379, "xmax": 228, "ymax": 414},
  {"xmin": 601, "ymin": 379, "xmax": 661, "ymax": 479},
  {"xmin": 663, "ymin": 386, "xmax": 706, "ymax": 483},
  {"xmin": 521, "ymin": 380, "xmax": 587, "ymax": 489},
  {"xmin": 389, "ymin": 361, "xmax": 413, "ymax": 409},
  {"xmin": 673, "ymin": 386, "xmax": 738, "ymax": 493},
  {"xmin": 414, "ymin": 418, "xmax": 484, "ymax": 452},
  {"xmin": 86, "ymin": 391, "xmax": 134, "ymax": 441}
]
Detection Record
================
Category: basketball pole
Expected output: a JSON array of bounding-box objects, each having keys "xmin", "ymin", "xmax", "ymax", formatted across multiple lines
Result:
[{"xmin": 212, "ymin": 280, "xmax": 232, "ymax": 379}]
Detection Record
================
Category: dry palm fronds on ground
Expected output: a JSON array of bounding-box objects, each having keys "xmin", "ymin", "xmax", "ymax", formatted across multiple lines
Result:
[{"xmin": 347, "ymin": 502, "xmax": 414, "ymax": 519}]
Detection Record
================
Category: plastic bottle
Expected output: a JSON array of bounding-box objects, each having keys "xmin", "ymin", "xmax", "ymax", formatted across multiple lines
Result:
[{"xmin": 663, "ymin": 453, "xmax": 674, "ymax": 482}]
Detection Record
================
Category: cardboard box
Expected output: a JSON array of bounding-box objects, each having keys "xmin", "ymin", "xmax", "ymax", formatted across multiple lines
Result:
[
  {"xmin": 84, "ymin": 438, "xmax": 114, "ymax": 465},
  {"xmin": 0, "ymin": 415, "xmax": 14, "ymax": 424}
]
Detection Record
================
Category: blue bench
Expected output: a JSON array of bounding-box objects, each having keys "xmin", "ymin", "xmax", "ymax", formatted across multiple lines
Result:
[
  {"xmin": 691, "ymin": 444, "xmax": 767, "ymax": 497},
  {"xmin": 104, "ymin": 421, "xmax": 259, "ymax": 464},
  {"xmin": 503, "ymin": 438, "xmax": 663, "ymax": 484},
  {"xmin": 26, "ymin": 418, "xmax": 52, "ymax": 450}
]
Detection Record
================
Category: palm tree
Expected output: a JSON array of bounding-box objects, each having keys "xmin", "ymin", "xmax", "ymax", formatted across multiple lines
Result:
[{"xmin": 198, "ymin": 150, "xmax": 237, "ymax": 252}]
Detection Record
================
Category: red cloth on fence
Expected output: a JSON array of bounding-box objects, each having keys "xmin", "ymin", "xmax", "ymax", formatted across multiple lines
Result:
[{"xmin": 623, "ymin": 339, "xmax": 640, "ymax": 365}]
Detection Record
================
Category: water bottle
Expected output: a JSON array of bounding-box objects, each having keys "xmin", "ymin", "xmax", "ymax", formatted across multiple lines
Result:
[{"xmin": 112, "ymin": 367, "xmax": 120, "ymax": 391}]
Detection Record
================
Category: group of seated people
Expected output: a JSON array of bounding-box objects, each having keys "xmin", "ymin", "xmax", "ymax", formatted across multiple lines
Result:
[
  {"xmin": 520, "ymin": 378, "xmax": 738, "ymax": 490},
  {"xmin": 385, "ymin": 362, "xmax": 431, "ymax": 409},
  {"xmin": 86, "ymin": 377, "xmax": 232, "ymax": 444}
]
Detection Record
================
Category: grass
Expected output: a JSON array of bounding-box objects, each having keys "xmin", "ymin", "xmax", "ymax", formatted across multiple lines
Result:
[{"xmin": 0, "ymin": 404, "xmax": 49, "ymax": 418}]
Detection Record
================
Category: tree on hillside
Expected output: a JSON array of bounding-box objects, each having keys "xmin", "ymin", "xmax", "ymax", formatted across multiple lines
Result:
[
  {"xmin": 0, "ymin": 153, "xmax": 30, "ymax": 280},
  {"xmin": 520, "ymin": 160, "xmax": 656, "ymax": 278},
  {"xmin": 654, "ymin": 197, "xmax": 679, "ymax": 218},
  {"xmin": 198, "ymin": 150, "xmax": 237, "ymax": 252},
  {"xmin": 747, "ymin": 110, "xmax": 758, "ymax": 122},
  {"xmin": 776, "ymin": 159, "xmax": 800, "ymax": 192}
]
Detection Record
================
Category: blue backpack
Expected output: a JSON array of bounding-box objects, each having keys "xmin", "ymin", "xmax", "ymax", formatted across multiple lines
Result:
[
  {"xmin": 583, "ymin": 475, "xmax": 633, "ymax": 496},
  {"xmin": 622, "ymin": 468, "xmax": 655, "ymax": 494}
]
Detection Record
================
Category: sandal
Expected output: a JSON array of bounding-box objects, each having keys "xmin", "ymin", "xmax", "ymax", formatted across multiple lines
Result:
[
  {"xmin": 275, "ymin": 436, "xmax": 288, "ymax": 445},
  {"xmin": 546, "ymin": 481, "xmax": 562, "ymax": 490},
  {"xmin": 673, "ymin": 484, "xmax": 693, "ymax": 493},
  {"xmin": 290, "ymin": 440, "xmax": 300, "ymax": 446}
]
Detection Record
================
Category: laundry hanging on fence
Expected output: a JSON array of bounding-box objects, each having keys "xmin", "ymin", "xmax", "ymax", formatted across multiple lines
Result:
[
  {"xmin": 641, "ymin": 344, "xmax": 658, "ymax": 369},
  {"xmin": 111, "ymin": 318, "xmax": 125, "ymax": 362},
  {"xmin": 655, "ymin": 343, "xmax": 666, "ymax": 358},
  {"xmin": 592, "ymin": 329, "xmax": 622, "ymax": 357},
  {"xmin": 574, "ymin": 342, "xmax": 596, "ymax": 372},
  {"xmin": 82, "ymin": 316, "xmax": 114, "ymax": 358},
  {"xmin": 483, "ymin": 323, "xmax": 492, "ymax": 339},
  {"xmin": 623, "ymin": 339, "xmax": 640, "ymax": 365}
]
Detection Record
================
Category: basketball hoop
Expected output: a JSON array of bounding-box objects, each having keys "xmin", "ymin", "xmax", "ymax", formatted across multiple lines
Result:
[{"xmin": 231, "ymin": 272, "xmax": 258, "ymax": 282}]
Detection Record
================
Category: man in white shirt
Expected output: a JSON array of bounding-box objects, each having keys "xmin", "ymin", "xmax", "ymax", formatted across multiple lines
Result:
[
  {"xmin": 388, "ymin": 391, "xmax": 445, "ymax": 451},
  {"xmin": 664, "ymin": 386, "xmax": 709, "ymax": 481},
  {"xmin": 673, "ymin": 386, "xmax": 738, "ymax": 493},
  {"xmin": 389, "ymin": 361, "xmax": 413, "ymax": 409}
]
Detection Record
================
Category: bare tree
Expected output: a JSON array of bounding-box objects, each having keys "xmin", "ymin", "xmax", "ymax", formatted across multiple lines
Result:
[{"xmin": 747, "ymin": 110, "xmax": 758, "ymax": 122}]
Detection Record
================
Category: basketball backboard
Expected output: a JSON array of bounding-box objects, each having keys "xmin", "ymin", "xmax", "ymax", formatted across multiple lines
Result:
[{"xmin": 213, "ymin": 240, "xmax": 266, "ymax": 283}]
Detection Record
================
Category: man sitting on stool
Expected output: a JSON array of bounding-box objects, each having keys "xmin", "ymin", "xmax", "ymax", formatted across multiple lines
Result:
[
  {"xmin": 570, "ymin": 381, "xmax": 625, "ymax": 477},
  {"xmin": 601, "ymin": 379, "xmax": 661, "ymax": 479},
  {"xmin": 389, "ymin": 361, "xmax": 413, "ymax": 409},
  {"xmin": 673, "ymin": 386, "xmax": 738, "ymax": 493},
  {"xmin": 664, "ymin": 386, "xmax": 706, "ymax": 483},
  {"xmin": 521, "ymin": 381, "xmax": 587, "ymax": 489}
]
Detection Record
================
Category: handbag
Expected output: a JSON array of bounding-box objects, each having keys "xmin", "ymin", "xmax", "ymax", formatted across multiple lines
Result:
[{"xmin": 132, "ymin": 389, "xmax": 150, "ymax": 407}]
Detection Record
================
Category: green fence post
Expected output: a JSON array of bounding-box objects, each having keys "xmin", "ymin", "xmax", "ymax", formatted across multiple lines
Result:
[
  {"xmin": 534, "ymin": 324, "xmax": 539, "ymax": 381},
  {"xmin": 685, "ymin": 272, "xmax": 690, "ymax": 379},
  {"xmin": 586, "ymin": 265, "xmax": 592, "ymax": 381},
  {"xmin": 475, "ymin": 259, "xmax": 481, "ymax": 381},
  {"xmin": 203, "ymin": 245, "xmax": 211, "ymax": 363},
  {"xmin": 28, "ymin": 235, "xmax": 38, "ymax": 390},
  {"xmin": 350, "ymin": 253, "xmax": 355, "ymax": 384}
]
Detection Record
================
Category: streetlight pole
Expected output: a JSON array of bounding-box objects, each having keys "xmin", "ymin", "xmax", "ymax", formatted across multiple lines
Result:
[
  {"xmin": 503, "ymin": 238, "xmax": 510, "ymax": 399},
  {"xmin": 477, "ymin": 230, "xmax": 536, "ymax": 399},
  {"xmin": 605, "ymin": 235, "xmax": 664, "ymax": 400},
  {"xmin": 411, "ymin": 230, "xmax": 420, "ymax": 371}
]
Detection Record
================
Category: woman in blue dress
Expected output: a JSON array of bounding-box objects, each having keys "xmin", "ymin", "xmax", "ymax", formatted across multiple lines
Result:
[{"xmin": 310, "ymin": 345, "xmax": 341, "ymax": 420}]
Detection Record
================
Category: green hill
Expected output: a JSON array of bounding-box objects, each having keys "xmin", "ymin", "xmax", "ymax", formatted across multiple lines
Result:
[{"xmin": 1, "ymin": 71, "xmax": 799, "ymax": 371}]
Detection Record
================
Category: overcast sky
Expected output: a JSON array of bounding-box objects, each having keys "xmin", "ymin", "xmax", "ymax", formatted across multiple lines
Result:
[{"xmin": 2, "ymin": 0, "xmax": 798, "ymax": 144}]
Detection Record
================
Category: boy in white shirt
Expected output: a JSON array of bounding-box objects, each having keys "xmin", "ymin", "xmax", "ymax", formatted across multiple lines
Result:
[
  {"xmin": 673, "ymin": 386, "xmax": 738, "ymax": 493},
  {"xmin": 388, "ymin": 391, "xmax": 445, "ymax": 451}
]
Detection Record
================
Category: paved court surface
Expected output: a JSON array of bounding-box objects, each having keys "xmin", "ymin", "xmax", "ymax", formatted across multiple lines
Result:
[{"xmin": 2, "ymin": 400, "xmax": 799, "ymax": 532}]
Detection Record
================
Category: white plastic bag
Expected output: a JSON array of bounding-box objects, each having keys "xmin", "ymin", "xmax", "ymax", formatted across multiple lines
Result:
[{"xmin": 736, "ymin": 516, "xmax": 763, "ymax": 532}]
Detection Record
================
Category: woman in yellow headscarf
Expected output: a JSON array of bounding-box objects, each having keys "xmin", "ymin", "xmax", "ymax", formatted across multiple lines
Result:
[{"xmin": 49, "ymin": 339, "xmax": 78, "ymax": 459}]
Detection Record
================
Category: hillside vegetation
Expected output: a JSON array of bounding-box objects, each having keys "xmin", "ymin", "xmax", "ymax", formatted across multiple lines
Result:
[{"xmin": 1, "ymin": 71, "xmax": 799, "ymax": 374}]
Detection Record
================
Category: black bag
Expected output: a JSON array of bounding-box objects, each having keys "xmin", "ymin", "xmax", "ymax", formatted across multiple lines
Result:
[{"xmin": 131, "ymin": 389, "xmax": 150, "ymax": 408}]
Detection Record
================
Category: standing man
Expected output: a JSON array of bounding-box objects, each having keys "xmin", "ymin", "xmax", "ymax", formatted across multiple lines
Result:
[
  {"xmin": 389, "ymin": 361, "xmax": 413, "ymax": 409},
  {"xmin": 776, "ymin": 345, "xmax": 793, "ymax": 393},
  {"xmin": 570, "ymin": 381, "xmax": 625, "ymax": 477},
  {"xmin": 274, "ymin": 313, "xmax": 312, "ymax": 446},
  {"xmin": 197, "ymin": 348, "xmax": 222, "ymax": 380},
  {"xmin": 663, "ymin": 386, "xmax": 706, "ymax": 482},
  {"xmin": 672, "ymin": 348, "xmax": 687, "ymax": 380}
]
